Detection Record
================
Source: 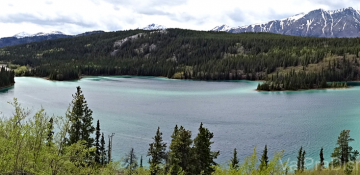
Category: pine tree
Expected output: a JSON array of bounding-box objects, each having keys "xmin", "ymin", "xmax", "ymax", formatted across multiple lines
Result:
[
  {"xmin": 123, "ymin": 148, "xmax": 138, "ymax": 175},
  {"xmin": 108, "ymin": 137, "xmax": 111, "ymax": 162},
  {"xmin": 320, "ymin": 147, "xmax": 324, "ymax": 169},
  {"xmin": 331, "ymin": 130, "xmax": 359, "ymax": 167},
  {"xmin": 259, "ymin": 145, "xmax": 269, "ymax": 171},
  {"xmin": 100, "ymin": 133, "xmax": 107, "ymax": 165},
  {"xmin": 230, "ymin": 148, "xmax": 239, "ymax": 170},
  {"xmin": 192, "ymin": 123, "xmax": 220, "ymax": 175},
  {"xmin": 140, "ymin": 156, "xmax": 143, "ymax": 168},
  {"xmin": 46, "ymin": 117, "xmax": 54, "ymax": 147},
  {"xmin": 148, "ymin": 127, "xmax": 167, "ymax": 175},
  {"xmin": 68, "ymin": 86, "xmax": 95, "ymax": 149},
  {"xmin": 95, "ymin": 120, "xmax": 101, "ymax": 163},
  {"xmin": 169, "ymin": 125, "xmax": 193, "ymax": 174},
  {"xmin": 301, "ymin": 150, "xmax": 306, "ymax": 171},
  {"xmin": 297, "ymin": 147, "xmax": 303, "ymax": 173}
]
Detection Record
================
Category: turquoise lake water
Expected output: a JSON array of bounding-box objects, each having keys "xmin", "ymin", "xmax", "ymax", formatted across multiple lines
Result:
[{"xmin": 1, "ymin": 76, "xmax": 360, "ymax": 167}]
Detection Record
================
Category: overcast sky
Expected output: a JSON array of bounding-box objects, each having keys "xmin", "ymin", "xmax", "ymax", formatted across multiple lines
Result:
[{"xmin": 0, "ymin": 0, "xmax": 359, "ymax": 38}]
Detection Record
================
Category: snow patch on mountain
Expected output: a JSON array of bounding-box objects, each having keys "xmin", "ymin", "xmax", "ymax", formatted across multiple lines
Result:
[
  {"xmin": 142, "ymin": 24, "xmax": 166, "ymax": 30},
  {"xmin": 13, "ymin": 32, "xmax": 32, "ymax": 39},
  {"xmin": 283, "ymin": 13, "xmax": 306, "ymax": 21},
  {"xmin": 12, "ymin": 31, "xmax": 65, "ymax": 38},
  {"xmin": 211, "ymin": 25, "xmax": 232, "ymax": 32}
]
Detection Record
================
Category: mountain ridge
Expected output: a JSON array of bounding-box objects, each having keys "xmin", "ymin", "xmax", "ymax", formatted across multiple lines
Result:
[
  {"xmin": 212, "ymin": 7, "xmax": 360, "ymax": 38},
  {"xmin": 0, "ymin": 30, "xmax": 105, "ymax": 48}
]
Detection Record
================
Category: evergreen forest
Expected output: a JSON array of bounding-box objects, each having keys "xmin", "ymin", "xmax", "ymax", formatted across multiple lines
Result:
[
  {"xmin": 0, "ymin": 66, "xmax": 15, "ymax": 88},
  {"xmin": 2, "ymin": 29, "xmax": 360, "ymax": 90},
  {"xmin": 1, "ymin": 86, "xmax": 360, "ymax": 174}
]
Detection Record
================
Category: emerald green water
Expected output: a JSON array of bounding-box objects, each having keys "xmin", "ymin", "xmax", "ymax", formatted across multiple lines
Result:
[{"xmin": 1, "ymin": 76, "xmax": 360, "ymax": 167}]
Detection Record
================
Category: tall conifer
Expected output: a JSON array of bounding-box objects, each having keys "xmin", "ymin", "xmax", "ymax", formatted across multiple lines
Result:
[
  {"xmin": 192, "ymin": 123, "xmax": 220, "ymax": 175},
  {"xmin": 95, "ymin": 120, "xmax": 101, "ymax": 163},
  {"xmin": 169, "ymin": 125, "xmax": 193, "ymax": 174},
  {"xmin": 100, "ymin": 133, "xmax": 107, "ymax": 165},
  {"xmin": 320, "ymin": 147, "xmax": 324, "ymax": 169},
  {"xmin": 46, "ymin": 117, "xmax": 54, "ymax": 147},
  {"xmin": 230, "ymin": 148, "xmax": 239, "ymax": 170},
  {"xmin": 148, "ymin": 127, "xmax": 167, "ymax": 175},
  {"xmin": 67, "ymin": 86, "xmax": 95, "ymax": 148},
  {"xmin": 259, "ymin": 145, "xmax": 269, "ymax": 171}
]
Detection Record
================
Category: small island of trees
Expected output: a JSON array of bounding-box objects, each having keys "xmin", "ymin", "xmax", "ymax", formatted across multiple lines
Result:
[
  {"xmin": 257, "ymin": 70, "xmax": 348, "ymax": 91},
  {"xmin": 0, "ymin": 66, "xmax": 15, "ymax": 89}
]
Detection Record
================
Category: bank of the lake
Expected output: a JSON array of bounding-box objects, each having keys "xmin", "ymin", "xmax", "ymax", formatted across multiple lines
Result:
[
  {"xmin": 0, "ymin": 84, "xmax": 14, "ymax": 91},
  {"xmin": 1, "ymin": 76, "xmax": 360, "ymax": 168}
]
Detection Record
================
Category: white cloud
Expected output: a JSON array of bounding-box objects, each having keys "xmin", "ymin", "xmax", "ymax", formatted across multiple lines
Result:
[{"xmin": 0, "ymin": 0, "xmax": 359, "ymax": 37}]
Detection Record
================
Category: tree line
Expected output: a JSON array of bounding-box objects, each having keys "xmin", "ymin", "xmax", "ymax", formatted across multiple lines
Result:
[{"xmin": 1, "ymin": 29, "xmax": 360, "ymax": 88}]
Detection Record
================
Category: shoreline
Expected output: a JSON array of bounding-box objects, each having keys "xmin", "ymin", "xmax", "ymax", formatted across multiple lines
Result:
[
  {"xmin": 256, "ymin": 86, "xmax": 351, "ymax": 92},
  {"xmin": 0, "ymin": 83, "xmax": 15, "ymax": 91},
  {"xmin": 16, "ymin": 75, "xmax": 357, "ymax": 91}
]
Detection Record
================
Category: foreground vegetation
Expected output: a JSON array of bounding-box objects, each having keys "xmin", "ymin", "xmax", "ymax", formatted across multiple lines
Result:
[
  {"xmin": 1, "ymin": 86, "xmax": 360, "ymax": 174},
  {"xmin": 1, "ymin": 29, "xmax": 360, "ymax": 90}
]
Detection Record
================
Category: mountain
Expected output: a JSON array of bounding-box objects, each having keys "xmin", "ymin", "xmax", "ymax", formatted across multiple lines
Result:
[
  {"xmin": 142, "ymin": 23, "xmax": 166, "ymax": 30},
  {"xmin": 0, "ymin": 31, "xmax": 105, "ymax": 48},
  {"xmin": 212, "ymin": 7, "xmax": 360, "ymax": 38},
  {"xmin": 211, "ymin": 25, "xmax": 231, "ymax": 32}
]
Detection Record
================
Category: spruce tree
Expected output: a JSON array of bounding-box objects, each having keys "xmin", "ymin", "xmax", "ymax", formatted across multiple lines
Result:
[
  {"xmin": 297, "ymin": 147, "xmax": 303, "ymax": 173},
  {"xmin": 100, "ymin": 133, "xmax": 107, "ymax": 165},
  {"xmin": 192, "ymin": 123, "xmax": 220, "ymax": 175},
  {"xmin": 259, "ymin": 145, "xmax": 269, "ymax": 171},
  {"xmin": 230, "ymin": 148, "xmax": 239, "ymax": 170},
  {"xmin": 46, "ymin": 117, "xmax": 54, "ymax": 147},
  {"xmin": 169, "ymin": 125, "xmax": 193, "ymax": 174},
  {"xmin": 148, "ymin": 127, "xmax": 167, "ymax": 175},
  {"xmin": 140, "ymin": 156, "xmax": 143, "ymax": 168},
  {"xmin": 320, "ymin": 147, "xmax": 324, "ymax": 169},
  {"xmin": 301, "ymin": 150, "xmax": 306, "ymax": 171},
  {"xmin": 95, "ymin": 120, "xmax": 101, "ymax": 163},
  {"xmin": 108, "ymin": 137, "xmax": 111, "ymax": 162},
  {"xmin": 68, "ymin": 86, "xmax": 95, "ymax": 149}
]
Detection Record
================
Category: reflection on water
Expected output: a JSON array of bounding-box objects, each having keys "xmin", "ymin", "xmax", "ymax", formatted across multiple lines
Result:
[
  {"xmin": 0, "ymin": 85, "xmax": 14, "ymax": 93},
  {"xmin": 0, "ymin": 76, "xmax": 360, "ymax": 168}
]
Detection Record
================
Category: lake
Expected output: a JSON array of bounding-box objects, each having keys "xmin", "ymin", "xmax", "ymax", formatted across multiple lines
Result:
[{"xmin": 1, "ymin": 76, "xmax": 360, "ymax": 168}]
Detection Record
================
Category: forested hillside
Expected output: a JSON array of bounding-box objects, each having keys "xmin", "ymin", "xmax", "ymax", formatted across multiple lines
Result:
[{"xmin": 1, "ymin": 29, "xmax": 360, "ymax": 90}]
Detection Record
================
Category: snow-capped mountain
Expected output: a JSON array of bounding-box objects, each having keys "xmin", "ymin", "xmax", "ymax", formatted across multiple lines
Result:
[
  {"xmin": 212, "ymin": 7, "xmax": 360, "ymax": 38},
  {"xmin": 142, "ymin": 24, "xmax": 167, "ymax": 30},
  {"xmin": 12, "ymin": 31, "xmax": 66, "ymax": 39},
  {"xmin": 1, "ymin": 30, "xmax": 104, "ymax": 48},
  {"xmin": 13, "ymin": 32, "xmax": 32, "ymax": 39},
  {"xmin": 211, "ymin": 25, "xmax": 232, "ymax": 32}
]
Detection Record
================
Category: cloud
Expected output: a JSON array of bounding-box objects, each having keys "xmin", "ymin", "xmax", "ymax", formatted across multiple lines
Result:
[
  {"xmin": 101, "ymin": 0, "xmax": 188, "ymax": 7},
  {"xmin": 1, "ymin": 0, "xmax": 360, "ymax": 38},
  {"xmin": 0, "ymin": 13, "xmax": 97, "ymax": 28},
  {"xmin": 227, "ymin": 8, "xmax": 246, "ymax": 23},
  {"xmin": 137, "ymin": 8, "xmax": 172, "ymax": 16}
]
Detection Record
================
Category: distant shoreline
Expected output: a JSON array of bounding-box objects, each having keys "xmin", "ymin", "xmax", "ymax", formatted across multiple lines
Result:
[
  {"xmin": 256, "ymin": 86, "xmax": 351, "ymax": 92},
  {"xmin": 16, "ymin": 75, "xmax": 357, "ymax": 91}
]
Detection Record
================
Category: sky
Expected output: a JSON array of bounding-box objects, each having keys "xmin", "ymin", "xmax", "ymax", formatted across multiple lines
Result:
[{"xmin": 0, "ymin": 0, "xmax": 359, "ymax": 38}]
